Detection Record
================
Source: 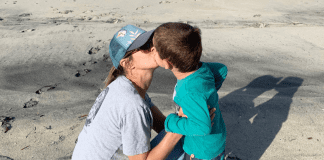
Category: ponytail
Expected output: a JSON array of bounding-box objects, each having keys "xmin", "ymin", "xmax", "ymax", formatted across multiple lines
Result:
[
  {"xmin": 103, "ymin": 49, "xmax": 136, "ymax": 88},
  {"xmin": 104, "ymin": 66, "xmax": 123, "ymax": 88}
]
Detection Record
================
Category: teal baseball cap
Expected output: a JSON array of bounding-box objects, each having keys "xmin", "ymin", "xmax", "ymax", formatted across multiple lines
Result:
[{"xmin": 109, "ymin": 25, "xmax": 155, "ymax": 68}]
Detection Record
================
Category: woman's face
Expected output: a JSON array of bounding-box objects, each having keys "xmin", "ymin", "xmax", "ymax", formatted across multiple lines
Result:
[{"xmin": 130, "ymin": 49, "xmax": 159, "ymax": 70}]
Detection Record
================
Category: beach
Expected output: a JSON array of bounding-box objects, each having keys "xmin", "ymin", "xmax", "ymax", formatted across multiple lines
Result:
[{"xmin": 0, "ymin": 0, "xmax": 324, "ymax": 159}]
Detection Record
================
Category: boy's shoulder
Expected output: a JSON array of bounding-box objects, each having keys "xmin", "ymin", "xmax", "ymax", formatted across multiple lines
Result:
[
  {"xmin": 175, "ymin": 62, "xmax": 227, "ymax": 97},
  {"xmin": 176, "ymin": 63, "xmax": 215, "ymax": 95}
]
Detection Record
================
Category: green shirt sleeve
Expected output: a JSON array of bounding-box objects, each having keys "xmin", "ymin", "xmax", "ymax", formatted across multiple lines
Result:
[
  {"xmin": 205, "ymin": 62, "xmax": 228, "ymax": 91},
  {"xmin": 164, "ymin": 93, "xmax": 212, "ymax": 136}
]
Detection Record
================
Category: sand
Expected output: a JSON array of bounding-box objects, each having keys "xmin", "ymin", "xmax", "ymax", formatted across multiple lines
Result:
[{"xmin": 0, "ymin": 0, "xmax": 323, "ymax": 159}]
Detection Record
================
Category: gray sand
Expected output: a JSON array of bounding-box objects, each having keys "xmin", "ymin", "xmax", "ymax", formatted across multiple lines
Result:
[{"xmin": 0, "ymin": 0, "xmax": 323, "ymax": 159}]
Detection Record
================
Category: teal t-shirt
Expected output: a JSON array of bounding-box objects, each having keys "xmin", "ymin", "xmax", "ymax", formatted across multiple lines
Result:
[{"xmin": 164, "ymin": 62, "xmax": 228, "ymax": 159}]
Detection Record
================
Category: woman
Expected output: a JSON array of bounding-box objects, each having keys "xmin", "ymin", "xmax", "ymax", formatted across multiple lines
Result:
[{"xmin": 71, "ymin": 25, "xmax": 215, "ymax": 160}]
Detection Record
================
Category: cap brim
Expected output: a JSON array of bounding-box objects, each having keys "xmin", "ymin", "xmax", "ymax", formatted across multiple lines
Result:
[{"xmin": 127, "ymin": 29, "xmax": 155, "ymax": 52}]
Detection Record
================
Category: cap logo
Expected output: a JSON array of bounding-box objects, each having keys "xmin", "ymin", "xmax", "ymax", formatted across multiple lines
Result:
[
  {"xmin": 117, "ymin": 30, "xmax": 126, "ymax": 38},
  {"xmin": 127, "ymin": 30, "xmax": 142, "ymax": 45}
]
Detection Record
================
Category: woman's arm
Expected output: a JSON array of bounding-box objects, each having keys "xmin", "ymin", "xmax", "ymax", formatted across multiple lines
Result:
[
  {"xmin": 129, "ymin": 106, "xmax": 216, "ymax": 160},
  {"xmin": 128, "ymin": 132, "xmax": 183, "ymax": 160},
  {"xmin": 150, "ymin": 105, "xmax": 166, "ymax": 134}
]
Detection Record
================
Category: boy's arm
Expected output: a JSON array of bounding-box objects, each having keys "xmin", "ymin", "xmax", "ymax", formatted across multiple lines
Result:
[
  {"xmin": 205, "ymin": 62, "xmax": 228, "ymax": 90},
  {"xmin": 150, "ymin": 105, "xmax": 166, "ymax": 133},
  {"xmin": 164, "ymin": 93, "xmax": 212, "ymax": 136}
]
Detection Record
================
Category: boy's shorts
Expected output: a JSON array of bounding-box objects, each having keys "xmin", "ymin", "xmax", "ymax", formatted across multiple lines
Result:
[{"xmin": 183, "ymin": 150, "xmax": 225, "ymax": 160}]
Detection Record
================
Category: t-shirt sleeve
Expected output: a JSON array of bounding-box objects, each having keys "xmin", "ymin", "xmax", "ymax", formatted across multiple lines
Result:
[
  {"xmin": 144, "ymin": 93, "xmax": 155, "ymax": 109},
  {"xmin": 205, "ymin": 62, "xmax": 228, "ymax": 91},
  {"xmin": 164, "ymin": 93, "xmax": 212, "ymax": 136},
  {"xmin": 121, "ymin": 106, "xmax": 152, "ymax": 156}
]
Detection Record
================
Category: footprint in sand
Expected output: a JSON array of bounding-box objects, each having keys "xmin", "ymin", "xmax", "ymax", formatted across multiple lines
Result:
[
  {"xmin": 82, "ymin": 60, "xmax": 97, "ymax": 66},
  {"xmin": 106, "ymin": 18, "xmax": 123, "ymax": 24},
  {"xmin": 59, "ymin": 10, "xmax": 73, "ymax": 14},
  {"xmin": 20, "ymin": 29, "xmax": 36, "ymax": 33},
  {"xmin": 35, "ymin": 84, "xmax": 58, "ymax": 94},
  {"xmin": 253, "ymin": 22, "xmax": 268, "ymax": 28},
  {"xmin": 50, "ymin": 135, "xmax": 66, "ymax": 146},
  {"xmin": 178, "ymin": 20, "xmax": 193, "ymax": 24},
  {"xmin": 88, "ymin": 46, "xmax": 102, "ymax": 55},
  {"xmin": 0, "ymin": 155, "xmax": 14, "ymax": 160},
  {"xmin": 23, "ymin": 99, "xmax": 39, "ymax": 108},
  {"xmin": 75, "ymin": 69, "xmax": 92, "ymax": 77},
  {"xmin": 136, "ymin": 5, "xmax": 150, "ymax": 10},
  {"xmin": 226, "ymin": 156, "xmax": 243, "ymax": 160},
  {"xmin": 103, "ymin": 54, "xmax": 110, "ymax": 62},
  {"xmin": 0, "ymin": 116, "xmax": 14, "ymax": 133},
  {"xmin": 19, "ymin": 13, "xmax": 32, "ymax": 17},
  {"xmin": 159, "ymin": 1, "xmax": 171, "ymax": 4},
  {"xmin": 83, "ymin": 10, "xmax": 93, "ymax": 14}
]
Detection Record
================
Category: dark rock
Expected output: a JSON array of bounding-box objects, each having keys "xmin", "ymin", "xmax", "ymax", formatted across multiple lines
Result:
[{"xmin": 75, "ymin": 72, "xmax": 81, "ymax": 77}]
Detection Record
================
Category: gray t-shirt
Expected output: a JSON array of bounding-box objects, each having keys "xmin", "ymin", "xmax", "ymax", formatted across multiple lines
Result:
[{"xmin": 72, "ymin": 76, "xmax": 154, "ymax": 160}]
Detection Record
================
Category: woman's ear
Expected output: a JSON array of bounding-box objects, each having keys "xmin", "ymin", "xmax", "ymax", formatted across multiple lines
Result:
[
  {"xmin": 120, "ymin": 57, "xmax": 134, "ymax": 70},
  {"xmin": 119, "ymin": 58, "xmax": 127, "ymax": 68},
  {"xmin": 150, "ymin": 46, "xmax": 157, "ymax": 54}
]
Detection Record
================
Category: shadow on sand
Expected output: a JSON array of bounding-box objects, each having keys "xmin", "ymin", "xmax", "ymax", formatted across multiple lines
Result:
[{"xmin": 219, "ymin": 75, "xmax": 303, "ymax": 160}]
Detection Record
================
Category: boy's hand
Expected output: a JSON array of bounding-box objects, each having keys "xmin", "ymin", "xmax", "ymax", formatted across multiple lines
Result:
[{"xmin": 178, "ymin": 105, "xmax": 216, "ymax": 126}]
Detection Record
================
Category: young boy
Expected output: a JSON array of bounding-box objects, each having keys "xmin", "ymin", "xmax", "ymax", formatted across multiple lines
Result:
[{"xmin": 152, "ymin": 22, "xmax": 228, "ymax": 160}]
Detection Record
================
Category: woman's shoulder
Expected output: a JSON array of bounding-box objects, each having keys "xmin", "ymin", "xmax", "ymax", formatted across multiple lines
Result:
[{"xmin": 106, "ymin": 76, "xmax": 148, "ymax": 112}]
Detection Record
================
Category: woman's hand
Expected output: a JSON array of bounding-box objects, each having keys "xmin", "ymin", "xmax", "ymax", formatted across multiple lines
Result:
[
  {"xmin": 178, "ymin": 107, "xmax": 187, "ymax": 118},
  {"xmin": 178, "ymin": 105, "xmax": 216, "ymax": 126}
]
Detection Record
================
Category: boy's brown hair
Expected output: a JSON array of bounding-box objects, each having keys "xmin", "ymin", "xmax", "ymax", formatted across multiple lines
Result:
[{"xmin": 153, "ymin": 22, "xmax": 202, "ymax": 72}]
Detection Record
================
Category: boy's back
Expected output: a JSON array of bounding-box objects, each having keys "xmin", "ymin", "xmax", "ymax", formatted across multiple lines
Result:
[
  {"xmin": 153, "ymin": 22, "xmax": 227, "ymax": 159},
  {"xmin": 164, "ymin": 62, "xmax": 227, "ymax": 159}
]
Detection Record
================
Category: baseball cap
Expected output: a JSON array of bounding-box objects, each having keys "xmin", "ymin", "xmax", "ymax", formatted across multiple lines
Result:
[{"xmin": 109, "ymin": 25, "xmax": 155, "ymax": 68}]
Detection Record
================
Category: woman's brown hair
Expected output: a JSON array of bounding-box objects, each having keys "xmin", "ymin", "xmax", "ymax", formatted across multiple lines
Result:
[{"xmin": 103, "ymin": 50, "xmax": 134, "ymax": 88}]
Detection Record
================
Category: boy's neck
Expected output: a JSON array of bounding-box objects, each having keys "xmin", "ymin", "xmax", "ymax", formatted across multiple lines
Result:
[{"xmin": 171, "ymin": 68, "xmax": 197, "ymax": 80}]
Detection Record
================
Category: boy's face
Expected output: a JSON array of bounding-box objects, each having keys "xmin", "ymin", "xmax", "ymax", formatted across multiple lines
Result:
[{"xmin": 152, "ymin": 37, "xmax": 171, "ymax": 69}]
